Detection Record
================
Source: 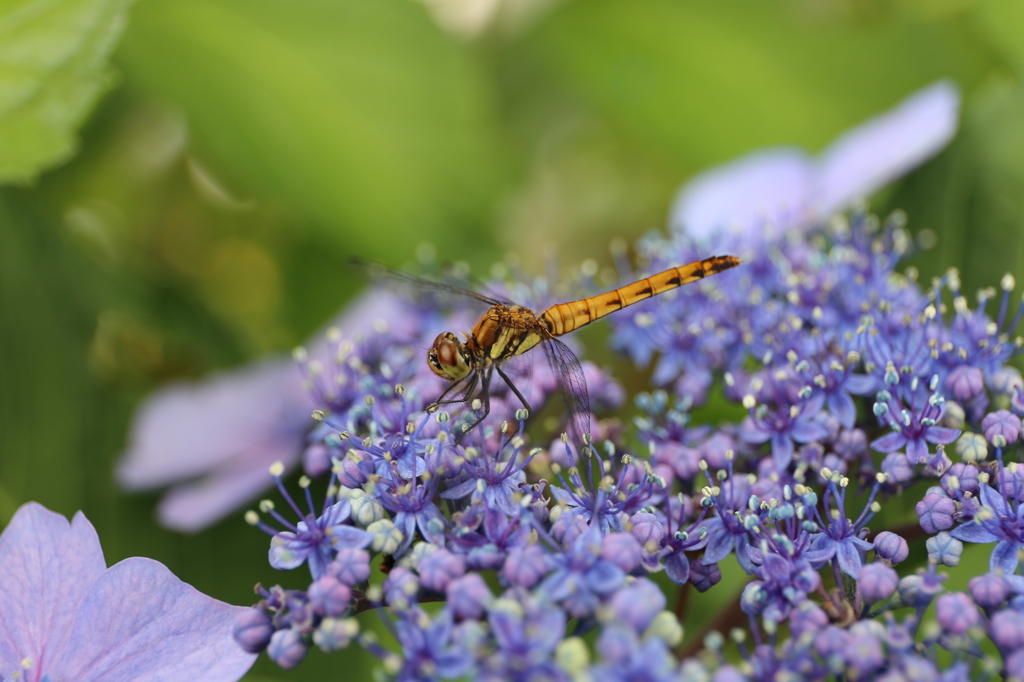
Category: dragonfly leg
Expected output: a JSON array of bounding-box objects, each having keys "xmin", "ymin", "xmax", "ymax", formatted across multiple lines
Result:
[
  {"xmin": 457, "ymin": 370, "xmax": 492, "ymax": 441},
  {"xmin": 427, "ymin": 374, "xmax": 477, "ymax": 412},
  {"xmin": 495, "ymin": 365, "xmax": 532, "ymax": 416}
]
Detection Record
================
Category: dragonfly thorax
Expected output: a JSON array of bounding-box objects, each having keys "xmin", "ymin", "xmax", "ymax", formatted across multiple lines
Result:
[{"xmin": 427, "ymin": 332, "xmax": 474, "ymax": 382}]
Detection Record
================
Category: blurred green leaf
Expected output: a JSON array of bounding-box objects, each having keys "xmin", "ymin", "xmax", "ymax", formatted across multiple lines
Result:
[
  {"xmin": 893, "ymin": 77, "xmax": 1024, "ymax": 295},
  {"xmin": 974, "ymin": 0, "xmax": 1024, "ymax": 71},
  {"xmin": 0, "ymin": 0, "xmax": 131, "ymax": 183},
  {"xmin": 117, "ymin": 0, "xmax": 506, "ymax": 257},
  {"xmin": 527, "ymin": 0, "xmax": 992, "ymax": 173}
]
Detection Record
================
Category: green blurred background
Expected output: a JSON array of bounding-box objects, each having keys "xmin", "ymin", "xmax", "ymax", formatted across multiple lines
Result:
[{"xmin": 4, "ymin": 0, "xmax": 1024, "ymax": 678}]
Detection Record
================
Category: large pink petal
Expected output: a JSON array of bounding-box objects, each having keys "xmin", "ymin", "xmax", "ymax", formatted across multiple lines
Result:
[
  {"xmin": 670, "ymin": 148, "xmax": 814, "ymax": 240},
  {"xmin": 47, "ymin": 558, "xmax": 255, "ymax": 682},
  {"xmin": 0, "ymin": 504, "xmax": 106, "ymax": 682},
  {"xmin": 816, "ymin": 80, "xmax": 960, "ymax": 213}
]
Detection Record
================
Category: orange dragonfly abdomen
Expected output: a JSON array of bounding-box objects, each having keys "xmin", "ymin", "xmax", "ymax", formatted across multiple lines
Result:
[{"xmin": 539, "ymin": 255, "xmax": 741, "ymax": 337}]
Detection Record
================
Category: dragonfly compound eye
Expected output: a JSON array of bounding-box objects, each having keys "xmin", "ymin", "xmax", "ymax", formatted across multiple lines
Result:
[{"xmin": 427, "ymin": 332, "xmax": 472, "ymax": 381}]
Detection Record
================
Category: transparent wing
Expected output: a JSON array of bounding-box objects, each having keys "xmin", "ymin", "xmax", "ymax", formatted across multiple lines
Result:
[
  {"xmin": 351, "ymin": 257, "xmax": 514, "ymax": 307},
  {"xmin": 541, "ymin": 337, "xmax": 591, "ymax": 443}
]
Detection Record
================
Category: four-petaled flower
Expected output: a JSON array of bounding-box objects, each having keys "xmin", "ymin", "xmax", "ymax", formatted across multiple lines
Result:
[{"xmin": 950, "ymin": 482, "xmax": 1024, "ymax": 575}]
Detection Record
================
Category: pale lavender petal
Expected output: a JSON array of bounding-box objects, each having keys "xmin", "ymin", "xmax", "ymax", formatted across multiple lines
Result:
[
  {"xmin": 665, "ymin": 552, "xmax": 690, "ymax": 585},
  {"xmin": 269, "ymin": 532, "xmax": 310, "ymax": 571},
  {"xmin": 735, "ymin": 535, "xmax": 756, "ymax": 574},
  {"xmin": 155, "ymin": 458, "xmax": 297, "ymax": 533},
  {"xmin": 991, "ymin": 541, "xmax": 1021, "ymax": 576},
  {"xmin": 47, "ymin": 558, "xmax": 255, "ymax": 682},
  {"xmin": 321, "ymin": 500, "xmax": 352, "ymax": 526},
  {"xmin": 700, "ymin": 518, "xmax": 733, "ymax": 565},
  {"xmin": 871, "ymin": 431, "xmax": 907, "ymax": 454},
  {"xmin": 827, "ymin": 391, "xmax": 856, "ymax": 430},
  {"xmin": 549, "ymin": 486, "xmax": 576, "ymax": 505},
  {"xmin": 670, "ymin": 148, "xmax": 813, "ymax": 239},
  {"xmin": 836, "ymin": 541, "xmax": 864, "ymax": 578},
  {"xmin": 771, "ymin": 433, "xmax": 794, "ymax": 469},
  {"xmin": 949, "ymin": 523, "xmax": 999, "ymax": 544},
  {"xmin": 816, "ymin": 81, "xmax": 960, "ymax": 213},
  {"xmin": 790, "ymin": 419, "xmax": 829, "ymax": 443},
  {"xmin": 739, "ymin": 417, "xmax": 772, "ymax": 444},
  {"xmin": 485, "ymin": 484, "xmax": 519, "ymax": 517},
  {"xmin": 417, "ymin": 507, "xmax": 448, "ymax": 547},
  {"xmin": 440, "ymin": 478, "xmax": 478, "ymax": 500},
  {"xmin": 905, "ymin": 437, "xmax": 929, "ymax": 464},
  {"xmin": 327, "ymin": 525, "xmax": 374, "ymax": 550},
  {"xmin": 117, "ymin": 359, "xmax": 311, "ymax": 490},
  {"xmin": 926, "ymin": 426, "xmax": 961, "ymax": 445},
  {"xmin": 0, "ymin": 504, "xmax": 106, "ymax": 677},
  {"xmin": 118, "ymin": 289, "xmax": 412, "ymax": 532},
  {"xmin": 844, "ymin": 374, "xmax": 877, "ymax": 395},
  {"xmin": 980, "ymin": 483, "xmax": 1011, "ymax": 518},
  {"xmin": 808, "ymin": 533, "xmax": 837, "ymax": 560}
]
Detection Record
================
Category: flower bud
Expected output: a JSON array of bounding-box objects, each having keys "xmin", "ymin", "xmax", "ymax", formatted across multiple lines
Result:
[
  {"xmin": 857, "ymin": 563, "xmax": 898, "ymax": 603},
  {"xmin": 308, "ymin": 576, "xmax": 352, "ymax": 617},
  {"xmin": 446, "ymin": 573, "xmax": 492, "ymax": 620},
  {"xmin": 607, "ymin": 579, "xmax": 665, "ymax": 632},
  {"xmin": 982, "ymin": 409, "xmax": 1021, "ymax": 447},
  {"xmin": 601, "ymin": 532, "xmax": 643, "ymax": 573},
  {"xmin": 969, "ymin": 573, "xmax": 1009, "ymax": 610},
  {"xmin": 233, "ymin": 608, "xmax": 274, "ymax": 653},
  {"xmin": 418, "ymin": 548, "xmax": 466, "ymax": 592},
  {"xmin": 267, "ymin": 628, "xmax": 308, "ymax": 669},
  {"xmin": 915, "ymin": 490, "xmax": 955, "ymax": 534},
  {"xmin": 935, "ymin": 593, "xmax": 980, "ymax": 635},
  {"xmin": 872, "ymin": 531, "xmax": 909, "ymax": 565}
]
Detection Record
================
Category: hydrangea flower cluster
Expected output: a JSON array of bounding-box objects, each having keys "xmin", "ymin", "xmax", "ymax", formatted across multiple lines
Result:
[{"xmin": 234, "ymin": 198, "xmax": 1024, "ymax": 679}]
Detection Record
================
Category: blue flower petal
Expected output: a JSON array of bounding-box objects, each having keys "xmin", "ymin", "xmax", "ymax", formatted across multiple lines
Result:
[
  {"xmin": 665, "ymin": 552, "xmax": 690, "ymax": 585},
  {"xmin": 990, "ymin": 540, "xmax": 1021, "ymax": 575},
  {"xmin": 836, "ymin": 540, "xmax": 864, "ymax": 578},
  {"xmin": 871, "ymin": 431, "xmax": 907, "ymax": 454},
  {"xmin": 948, "ymin": 522, "xmax": 1000, "ymax": 544}
]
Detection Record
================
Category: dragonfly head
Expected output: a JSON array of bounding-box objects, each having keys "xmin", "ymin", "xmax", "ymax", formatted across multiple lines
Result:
[{"xmin": 427, "ymin": 332, "xmax": 473, "ymax": 382}]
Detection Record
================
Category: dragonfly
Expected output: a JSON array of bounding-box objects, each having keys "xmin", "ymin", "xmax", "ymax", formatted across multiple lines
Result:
[{"xmin": 368, "ymin": 255, "xmax": 741, "ymax": 440}]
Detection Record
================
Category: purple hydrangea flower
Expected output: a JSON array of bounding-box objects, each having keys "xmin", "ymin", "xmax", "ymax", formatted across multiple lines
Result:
[
  {"xmin": 949, "ymin": 481, "xmax": 1024, "ymax": 574},
  {"xmin": 871, "ymin": 389, "xmax": 960, "ymax": 465},
  {"xmin": 699, "ymin": 465, "xmax": 756, "ymax": 574},
  {"xmin": 450, "ymin": 504, "xmax": 532, "ymax": 571},
  {"xmin": 590, "ymin": 625, "xmax": 678, "ymax": 682},
  {"xmin": 0, "ymin": 503, "xmax": 255, "ymax": 681},
  {"xmin": 485, "ymin": 596, "xmax": 566, "ymax": 680},
  {"xmin": 806, "ymin": 473, "xmax": 880, "ymax": 577},
  {"xmin": 392, "ymin": 609, "xmax": 471, "ymax": 681},
  {"xmin": 539, "ymin": 527, "xmax": 625, "ymax": 618},
  {"xmin": 741, "ymin": 393, "xmax": 830, "ymax": 471},
  {"xmin": 255, "ymin": 465, "xmax": 372, "ymax": 579},
  {"xmin": 440, "ymin": 427, "xmax": 535, "ymax": 516}
]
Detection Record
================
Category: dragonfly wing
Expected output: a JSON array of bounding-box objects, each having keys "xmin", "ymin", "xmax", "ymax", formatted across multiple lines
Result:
[
  {"xmin": 541, "ymin": 337, "xmax": 591, "ymax": 443},
  {"xmin": 350, "ymin": 257, "xmax": 508, "ymax": 307}
]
